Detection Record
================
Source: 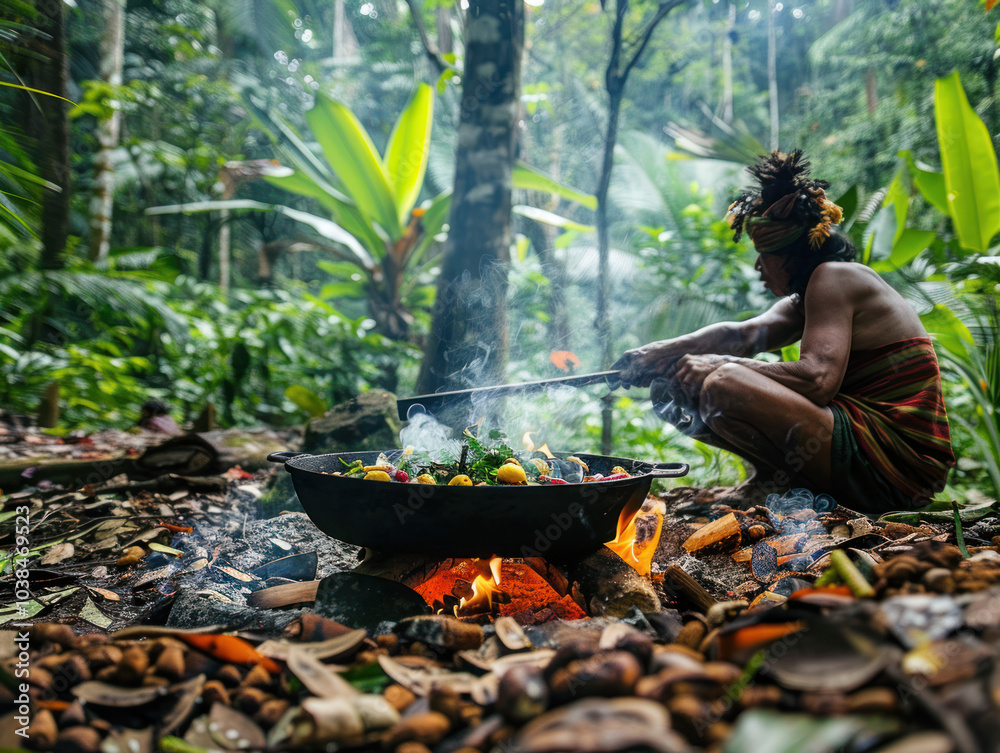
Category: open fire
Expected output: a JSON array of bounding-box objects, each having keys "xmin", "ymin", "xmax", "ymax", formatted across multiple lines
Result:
[{"xmin": 413, "ymin": 497, "xmax": 665, "ymax": 621}]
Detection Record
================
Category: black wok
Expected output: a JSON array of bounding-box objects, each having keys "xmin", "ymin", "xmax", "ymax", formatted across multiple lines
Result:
[{"xmin": 267, "ymin": 450, "xmax": 688, "ymax": 560}]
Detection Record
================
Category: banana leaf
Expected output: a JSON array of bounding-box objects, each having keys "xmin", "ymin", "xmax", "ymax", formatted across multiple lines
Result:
[
  {"xmin": 384, "ymin": 83, "xmax": 434, "ymax": 227},
  {"xmin": 934, "ymin": 72, "xmax": 1000, "ymax": 255},
  {"xmin": 307, "ymin": 93, "xmax": 402, "ymax": 239}
]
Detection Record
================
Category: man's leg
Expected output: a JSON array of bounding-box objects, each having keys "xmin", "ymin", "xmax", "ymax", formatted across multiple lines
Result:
[{"xmin": 697, "ymin": 363, "xmax": 835, "ymax": 489}]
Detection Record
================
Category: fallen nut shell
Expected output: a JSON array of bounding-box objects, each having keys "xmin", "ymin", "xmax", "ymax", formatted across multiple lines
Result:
[
  {"xmin": 154, "ymin": 645, "xmax": 186, "ymax": 682},
  {"xmin": 496, "ymin": 664, "xmax": 549, "ymax": 724},
  {"xmin": 383, "ymin": 684, "xmax": 416, "ymax": 712},
  {"xmin": 380, "ymin": 711, "xmax": 452, "ymax": 748},
  {"xmin": 549, "ymin": 650, "xmax": 643, "ymax": 701},
  {"xmin": 55, "ymin": 725, "xmax": 102, "ymax": 753},
  {"xmin": 28, "ymin": 708, "xmax": 58, "ymax": 749}
]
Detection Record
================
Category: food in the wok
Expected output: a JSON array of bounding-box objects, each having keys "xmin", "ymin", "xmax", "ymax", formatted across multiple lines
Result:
[{"xmin": 320, "ymin": 430, "xmax": 635, "ymax": 486}]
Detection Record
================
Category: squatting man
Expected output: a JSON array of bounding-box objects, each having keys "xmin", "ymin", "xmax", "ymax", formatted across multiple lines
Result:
[{"xmin": 613, "ymin": 150, "xmax": 955, "ymax": 513}]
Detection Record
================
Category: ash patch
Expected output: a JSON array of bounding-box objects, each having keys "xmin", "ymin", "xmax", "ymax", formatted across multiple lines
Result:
[
  {"xmin": 164, "ymin": 490, "xmax": 361, "ymax": 632},
  {"xmin": 243, "ymin": 513, "xmax": 362, "ymax": 577},
  {"xmin": 166, "ymin": 589, "xmax": 305, "ymax": 633}
]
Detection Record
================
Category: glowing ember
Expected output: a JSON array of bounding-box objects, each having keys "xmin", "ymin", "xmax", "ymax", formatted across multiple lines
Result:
[
  {"xmin": 413, "ymin": 559, "xmax": 586, "ymax": 621},
  {"xmin": 605, "ymin": 500, "xmax": 664, "ymax": 576}
]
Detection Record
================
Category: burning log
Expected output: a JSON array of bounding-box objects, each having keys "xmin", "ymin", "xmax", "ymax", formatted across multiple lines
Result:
[{"xmin": 565, "ymin": 548, "xmax": 660, "ymax": 618}]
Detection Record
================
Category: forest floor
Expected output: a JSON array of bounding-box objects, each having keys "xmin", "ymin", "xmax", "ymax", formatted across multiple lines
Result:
[{"xmin": 1, "ymin": 422, "xmax": 999, "ymax": 752}]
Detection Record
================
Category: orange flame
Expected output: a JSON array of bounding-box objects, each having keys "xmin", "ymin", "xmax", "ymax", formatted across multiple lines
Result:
[
  {"xmin": 522, "ymin": 432, "xmax": 555, "ymax": 459},
  {"xmin": 605, "ymin": 501, "xmax": 664, "ymax": 576},
  {"xmin": 459, "ymin": 557, "xmax": 503, "ymax": 614}
]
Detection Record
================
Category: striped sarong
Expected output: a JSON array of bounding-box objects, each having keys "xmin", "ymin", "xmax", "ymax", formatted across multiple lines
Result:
[{"xmin": 829, "ymin": 337, "xmax": 955, "ymax": 505}]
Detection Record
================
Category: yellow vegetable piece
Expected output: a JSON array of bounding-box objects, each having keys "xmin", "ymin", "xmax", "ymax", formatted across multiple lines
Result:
[
  {"xmin": 496, "ymin": 464, "xmax": 528, "ymax": 485},
  {"xmin": 567, "ymin": 456, "xmax": 589, "ymax": 473},
  {"xmin": 530, "ymin": 458, "xmax": 551, "ymax": 475},
  {"xmin": 611, "ymin": 466, "xmax": 627, "ymax": 475},
  {"xmin": 363, "ymin": 465, "xmax": 394, "ymax": 473},
  {"xmin": 416, "ymin": 474, "xmax": 437, "ymax": 485},
  {"xmin": 448, "ymin": 475, "xmax": 473, "ymax": 486},
  {"xmin": 503, "ymin": 457, "xmax": 522, "ymax": 466},
  {"xmin": 364, "ymin": 470, "xmax": 392, "ymax": 482}
]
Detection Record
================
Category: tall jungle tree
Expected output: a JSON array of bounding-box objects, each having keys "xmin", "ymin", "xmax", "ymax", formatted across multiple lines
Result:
[
  {"xmin": 33, "ymin": 0, "xmax": 71, "ymax": 270},
  {"xmin": 87, "ymin": 0, "xmax": 125, "ymax": 263},
  {"xmin": 594, "ymin": 0, "xmax": 693, "ymax": 453},
  {"xmin": 416, "ymin": 0, "xmax": 524, "ymax": 395}
]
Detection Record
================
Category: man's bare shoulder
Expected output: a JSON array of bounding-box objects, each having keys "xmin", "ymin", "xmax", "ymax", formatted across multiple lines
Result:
[
  {"xmin": 809, "ymin": 261, "xmax": 925, "ymax": 344},
  {"xmin": 810, "ymin": 261, "xmax": 879, "ymax": 286},
  {"xmin": 807, "ymin": 262, "xmax": 888, "ymax": 302}
]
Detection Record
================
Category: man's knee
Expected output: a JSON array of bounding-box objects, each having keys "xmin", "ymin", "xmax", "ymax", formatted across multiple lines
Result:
[{"xmin": 701, "ymin": 363, "xmax": 747, "ymax": 413}]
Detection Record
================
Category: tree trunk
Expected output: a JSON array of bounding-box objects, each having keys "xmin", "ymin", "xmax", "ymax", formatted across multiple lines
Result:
[
  {"xmin": 767, "ymin": 0, "xmax": 779, "ymax": 150},
  {"xmin": 218, "ymin": 207, "xmax": 231, "ymax": 293},
  {"xmin": 596, "ymin": 93, "xmax": 622, "ymax": 455},
  {"xmin": 436, "ymin": 6, "xmax": 454, "ymax": 56},
  {"xmin": 722, "ymin": 2, "xmax": 735, "ymax": 124},
  {"xmin": 595, "ymin": 0, "xmax": 689, "ymax": 454},
  {"xmin": 416, "ymin": 0, "xmax": 524, "ymax": 396},
  {"xmin": 864, "ymin": 67, "xmax": 878, "ymax": 115},
  {"xmin": 35, "ymin": 0, "xmax": 70, "ymax": 271},
  {"xmin": 88, "ymin": 0, "xmax": 126, "ymax": 263},
  {"xmin": 333, "ymin": 0, "xmax": 360, "ymax": 63}
]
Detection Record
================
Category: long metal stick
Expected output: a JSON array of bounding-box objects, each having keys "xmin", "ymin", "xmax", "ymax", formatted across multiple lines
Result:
[{"xmin": 396, "ymin": 370, "xmax": 621, "ymax": 420}]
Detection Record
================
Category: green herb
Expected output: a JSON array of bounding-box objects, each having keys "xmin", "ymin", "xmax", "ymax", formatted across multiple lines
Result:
[
  {"xmin": 462, "ymin": 429, "xmax": 520, "ymax": 484},
  {"xmin": 339, "ymin": 458, "xmax": 364, "ymax": 475},
  {"xmin": 953, "ymin": 501, "xmax": 971, "ymax": 558},
  {"xmin": 342, "ymin": 662, "xmax": 391, "ymax": 693},
  {"xmin": 398, "ymin": 430, "xmax": 541, "ymax": 485}
]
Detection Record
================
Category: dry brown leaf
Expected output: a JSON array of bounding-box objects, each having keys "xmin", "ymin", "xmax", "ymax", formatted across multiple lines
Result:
[
  {"xmin": 39, "ymin": 543, "xmax": 75, "ymax": 565},
  {"xmin": 286, "ymin": 647, "xmax": 358, "ymax": 699},
  {"xmin": 208, "ymin": 702, "xmax": 267, "ymax": 750},
  {"xmin": 257, "ymin": 629, "xmax": 366, "ymax": 662}
]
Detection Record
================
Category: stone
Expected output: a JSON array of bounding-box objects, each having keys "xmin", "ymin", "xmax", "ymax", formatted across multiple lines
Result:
[
  {"xmin": 303, "ymin": 391, "xmax": 402, "ymax": 454},
  {"xmin": 314, "ymin": 572, "xmax": 430, "ymax": 632}
]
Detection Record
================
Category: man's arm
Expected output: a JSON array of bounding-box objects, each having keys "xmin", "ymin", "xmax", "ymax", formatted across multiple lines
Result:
[
  {"xmin": 676, "ymin": 265, "xmax": 853, "ymax": 404},
  {"xmin": 614, "ymin": 297, "xmax": 805, "ymax": 387}
]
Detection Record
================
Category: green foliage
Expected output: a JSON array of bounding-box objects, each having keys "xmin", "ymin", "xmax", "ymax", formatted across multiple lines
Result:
[
  {"xmin": 934, "ymin": 71, "xmax": 1000, "ymax": 254},
  {"xmin": 0, "ymin": 249, "xmax": 404, "ymax": 429},
  {"xmin": 874, "ymin": 70, "xmax": 1000, "ymax": 501},
  {"xmin": 612, "ymin": 133, "xmax": 765, "ymax": 350},
  {"xmin": 158, "ymin": 279, "xmax": 403, "ymax": 426},
  {"xmin": 923, "ymin": 302, "xmax": 1000, "ymax": 499}
]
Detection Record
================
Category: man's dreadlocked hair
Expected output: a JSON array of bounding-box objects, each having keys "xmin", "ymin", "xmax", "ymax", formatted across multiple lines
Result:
[{"xmin": 727, "ymin": 149, "xmax": 854, "ymax": 298}]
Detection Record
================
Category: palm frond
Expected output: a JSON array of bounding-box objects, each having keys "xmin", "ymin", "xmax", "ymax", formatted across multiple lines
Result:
[{"xmin": 641, "ymin": 291, "xmax": 735, "ymax": 344}]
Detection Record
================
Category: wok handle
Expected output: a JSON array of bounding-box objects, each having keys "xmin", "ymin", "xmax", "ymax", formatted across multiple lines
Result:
[
  {"xmin": 267, "ymin": 451, "xmax": 310, "ymax": 464},
  {"xmin": 645, "ymin": 462, "xmax": 689, "ymax": 479}
]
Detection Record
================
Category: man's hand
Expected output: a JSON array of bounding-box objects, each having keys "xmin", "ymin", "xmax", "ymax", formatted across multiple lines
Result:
[
  {"xmin": 669, "ymin": 354, "xmax": 736, "ymax": 400},
  {"xmin": 611, "ymin": 341, "xmax": 685, "ymax": 389}
]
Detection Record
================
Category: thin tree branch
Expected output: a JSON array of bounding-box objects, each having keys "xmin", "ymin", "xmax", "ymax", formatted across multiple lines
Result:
[
  {"xmin": 622, "ymin": 0, "xmax": 690, "ymax": 82},
  {"xmin": 606, "ymin": 0, "xmax": 627, "ymax": 94},
  {"xmin": 403, "ymin": 0, "xmax": 455, "ymax": 77}
]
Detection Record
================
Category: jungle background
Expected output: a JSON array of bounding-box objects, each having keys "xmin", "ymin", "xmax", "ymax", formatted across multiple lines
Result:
[{"xmin": 3, "ymin": 0, "xmax": 1000, "ymax": 505}]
